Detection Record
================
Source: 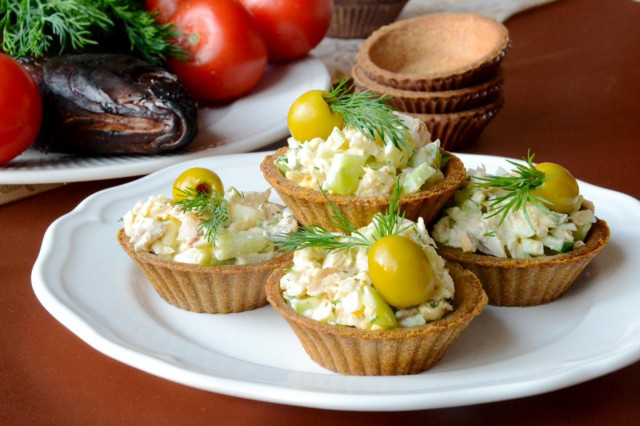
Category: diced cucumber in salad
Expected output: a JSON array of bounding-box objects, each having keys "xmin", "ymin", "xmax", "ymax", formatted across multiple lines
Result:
[{"xmin": 278, "ymin": 113, "xmax": 446, "ymax": 197}]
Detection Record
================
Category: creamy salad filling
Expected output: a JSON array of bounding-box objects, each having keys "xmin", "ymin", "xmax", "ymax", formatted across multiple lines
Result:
[
  {"xmin": 280, "ymin": 217, "xmax": 454, "ymax": 330},
  {"xmin": 432, "ymin": 166, "xmax": 596, "ymax": 258},
  {"xmin": 123, "ymin": 188, "xmax": 297, "ymax": 265},
  {"xmin": 275, "ymin": 113, "xmax": 447, "ymax": 197}
]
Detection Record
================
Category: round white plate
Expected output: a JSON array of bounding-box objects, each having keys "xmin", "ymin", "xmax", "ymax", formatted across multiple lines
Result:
[
  {"xmin": 0, "ymin": 58, "xmax": 329, "ymax": 185},
  {"xmin": 31, "ymin": 152, "xmax": 640, "ymax": 411}
]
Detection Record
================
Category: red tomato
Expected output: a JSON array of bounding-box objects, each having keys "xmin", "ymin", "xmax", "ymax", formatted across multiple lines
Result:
[
  {"xmin": 167, "ymin": 0, "xmax": 268, "ymax": 102},
  {"xmin": 0, "ymin": 54, "xmax": 42, "ymax": 165},
  {"xmin": 239, "ymin": 0, "xmax": 332, "ymax": 62},
  {"xmin": 144, "ymin": 0, "xmax": 185, "ymax": 23}
]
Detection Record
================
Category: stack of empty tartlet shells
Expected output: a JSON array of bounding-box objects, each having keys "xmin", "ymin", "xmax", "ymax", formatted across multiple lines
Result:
[{"xmin": 353, "ymin": 12, "xmax": 510, "ymax": 150}]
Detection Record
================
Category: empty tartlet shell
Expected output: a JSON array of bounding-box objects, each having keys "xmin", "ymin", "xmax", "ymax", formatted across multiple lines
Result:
[
  {"xmin": 327, "ymin": 0, "xmax": 409, "ymax": 39},
  {"xmin": 405, "ymin": 96, "xmax": 504, "ymax": 151},
  {"xmin": 352, "ymin": 65, "xmax": 504, "ymax": 114},
  {"xmin": 118, "ymin": 229, "xmax": 293, "ymax": 314},
  {"xmin": 357, "ymin": 12, "xmax": 510, "ymax": 91},
  {"xmin": 260, "ymin": 147, "xmax": 466, "ymax": 232},
  {"xmin": 266, "ymin": 262, "xmax": 488, "ymax": 375},
  {"xmin": 436, "ymin": 219, "xmax": 610, "ymax": 307}
]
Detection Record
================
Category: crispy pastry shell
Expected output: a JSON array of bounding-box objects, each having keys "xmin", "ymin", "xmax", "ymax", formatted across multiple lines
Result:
[
  {"xmin": 260, "ymin": 147, "xmax": 466, "ymax": 232},
  {"xmin": 266, "ymin": 262, "xmax": 488, "ymax": 375},
  {"xmin": 118, "ymin": 229, "xmax": 293, "ymax": 314},
  {"xmin": 436, "ymin": 219, "xmax": 610, "ymax": 306}
]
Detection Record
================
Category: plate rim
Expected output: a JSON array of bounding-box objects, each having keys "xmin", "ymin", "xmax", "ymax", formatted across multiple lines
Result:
[{"xmin": 0, "ymin": 58, "xmax": 330, "ymax": 185}]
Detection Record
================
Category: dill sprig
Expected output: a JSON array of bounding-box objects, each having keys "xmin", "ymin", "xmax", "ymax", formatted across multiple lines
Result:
[
  {"xmin": 471, "ymin": 152, "xmax": 558, "ymax": 227},
  {"xmin": 270, "ymin": 183, "xmax": 407, "ymax": 252},
  {"xmin": 0, "ymin": 0, "xmax": 184, "ymax": 63},
  {"xmin": 174, "ymin": 188, "xmax": 229, "ymax": 243},
  {"xmin": 101, "ymin": 0, "xmax": 186, "ymax": 63},
  {"xmin": 325, "ymin": 79, "xmax": 412, "ymax": 152}
]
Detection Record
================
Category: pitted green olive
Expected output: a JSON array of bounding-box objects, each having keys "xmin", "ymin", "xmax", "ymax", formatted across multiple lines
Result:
[{"xmin": 368, "ymin": 235, "xmax": 435, "ymax": 309}]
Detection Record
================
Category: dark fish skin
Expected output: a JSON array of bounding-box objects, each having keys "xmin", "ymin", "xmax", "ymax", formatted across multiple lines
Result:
[{"xmin": 21, "ymin": 54, "xmax": 198, "ymax": 155}]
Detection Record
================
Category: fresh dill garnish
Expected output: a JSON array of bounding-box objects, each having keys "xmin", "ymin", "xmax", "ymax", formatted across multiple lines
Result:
[
  {"xmin": 270, "ymin": 183, "xmax": 407, "ymax": 252},
  {"xmin": 174, "ymin": 187, "xmax": 229, "ymax": 243},
  {"xmin": 324, "ymin": 79, "xmax": 412, "ymax": 152},
  {"xmin": 0, "ymin": 0, "xmax": 184, "ymax": 63},
  {"xmin": 471, "ymin": 152, "xmax": 558, "ymax": 228},
  {"xmin": 484, "ymin": 231, "xmax": 496, "ymax": 237}
]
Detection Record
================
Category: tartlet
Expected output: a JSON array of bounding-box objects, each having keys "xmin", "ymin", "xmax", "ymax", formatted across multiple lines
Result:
[
  {"xmin": 261, "ymin": 145, "xmax": 466, "ymax": 232},
  {"xmin": 118, "ymin": 174, "xmax": 298, "ymax": 314},
  {"xmin": 357, "ymin": 12, "xmax": 510, "ymax": 91},
  {"xmin": 352, "ymin": 64, "xmax": 504, "ymax": 114},
  {"xmin": 119, "ymin": 230, "xmax": 292, "ymax": 313},
  {"xmin": 266, "ymin": 261, "xmax": 487, "ymax": 375},
  {"xmin": 327, "ymin": 0, "xmax": 409, "ymax": 39},
  {"xmin": 405, "ymin": 96, "xmax": 504, "ymax": 150},
  {"xmin": 436, "ymin": 219, "xmax": 609, "ymax": 306},
  {"xmin": 431, "ymin": 159, "xmax": 610, "ymax": 306}
]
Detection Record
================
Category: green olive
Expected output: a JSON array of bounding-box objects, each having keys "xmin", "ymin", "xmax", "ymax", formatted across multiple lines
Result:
[
  {"xmin": 172, "ymin": 167, "xmax": 224, "ymax": 201},
  {"xmin": 531, "ymin": 162, "xmax": 580, "ymax": 213},
  {"xmin": 367, "ymin": 235, "xmax": 435, "ymax": 309},
  {"xmin": 287, "ymin": 90, "xmax": 344, "ymax": 142}
]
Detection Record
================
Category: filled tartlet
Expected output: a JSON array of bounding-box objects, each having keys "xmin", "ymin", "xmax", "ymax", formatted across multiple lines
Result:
[
  {"xmin": 261, "ymin": 80, "xmax": 466, "ymax": 232},
  {"xmin": 118, "ymin": 167, "xmax": 297, "ymax": 314},
  {"xmin": 432, "ymin": 155, "xmax": 610, "ymax": 306},
  {"xmin": 266, "ymin": 188, "xmax": 487, "ymax": 375}
]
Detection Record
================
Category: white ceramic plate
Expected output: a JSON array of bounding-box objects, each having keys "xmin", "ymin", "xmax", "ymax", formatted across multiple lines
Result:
[
  {"xmin": 32, "ymin": 152, "xmax": 640, "ymax": 411},
  {"xmin": 0, "ymin": 58, "xmax": 329, "ymax": 185}
]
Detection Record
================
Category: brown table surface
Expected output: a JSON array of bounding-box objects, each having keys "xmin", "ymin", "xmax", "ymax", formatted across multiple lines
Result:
[{"xmin": 2, "ymin": 0, "xmax": 639, "ymax": 424}]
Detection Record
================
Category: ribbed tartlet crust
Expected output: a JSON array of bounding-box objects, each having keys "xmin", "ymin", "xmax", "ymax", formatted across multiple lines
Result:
[
  {"xmin": 405, "ymin": 97, "xmax": 504, "ymax": 150},
  {"xmin": 352, "ymin": 65, "xmax": 504, "ymax": 114},
  {"xmin": 327, "ymin": 0, "xmax": 409, "ymax": 39},
  {"xmin": 118, "ymin": 229, "xmax": 293, "ymax": 314},
  {"xmin": 357, "ymin": 12, "xmax": 510, "ymax": 91},
  {"xmin": 436, "ymin": 219, "xmax": 610, "ymax": 306},
  {"xmin": 266, "ymin": 262, "xmax": 488, "ymax": 375},
  {"xmin": 260, "ymin": 147, "xmax": 466, "ymax": 232}
]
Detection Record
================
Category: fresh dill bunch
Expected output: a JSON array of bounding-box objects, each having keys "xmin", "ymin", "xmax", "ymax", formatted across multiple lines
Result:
[
  {"xmin": 174, "ymin": 187, "xmax": 229, "ymax": 243},
  {"xmin": 324, "ymin": 79, "xmax": 412, "ymax": 152},
  {"xmin": 471, "ymin": 152, "xmax": 557, "ymax": 227},
  {"xmin": 270, "ymin": 183, "xmax": 407, "ymax": 252},
  {"xmin": 101, "ymin": 0, "xmax": 186, "ymax": 64},
  {"xmin": 0, "ymin": 0, "xmax": 184, "ymax": 63}
]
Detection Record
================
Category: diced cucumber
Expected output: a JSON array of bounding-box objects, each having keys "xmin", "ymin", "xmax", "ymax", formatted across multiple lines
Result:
[
  {"xmin": 542, "ymin": 235, "xmax": 574, "ymax": 253},
  {"xmin": 435, "ymin": 151, "xmax": 450, "ymax": 169},
  {"xmin": 275, "ymin": 156, "xmax": 290, "ymax": 173},
  {"xmin": 158, "ymin": 217, "xmax": 180, "ymax": 250},
  {"xmin": 173, "ymin": 245, "xmax": 212, "ymax": 265},
  {"xmin": 323, "ymin": 153, "xmax": 366, "ymax": 195},
  {"xmin": 228, "ymin": 203, "xmax": 260, "ymax": 229},
  {"xmin": 454, "ymin": 187, "xmax": 474, "ymax": 206},
  {"xmin": 514, "ymin": 238, "xmax": 544, "ymax": 257},
  {"xmin": 290, "ymin": 295, "xmax": 323, "ymax": 314},
  {"xmin": 400, "ymin": 163, "xmax": 436, "ymax": 194},
  {"xmin": 461, "ymin": 199, "xmax": 481, "ymax": 214},
  {"xmin": 573, "ymin": 223, "xmax": 592, "ymax": 242},
  {"xmin": 410, "ymin": 147, "xmax": 429, "ymax": 168},
  {"xmin": 560, "ymin": 241, "xmax": 574, "ymax": 252},
  {"xmin": 212, "ymin": 231, "xmax": 268, "ymax": 261},
  {"xmin": 362, "ymin": 286, "xmax": 397, "ymax": 330}
]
